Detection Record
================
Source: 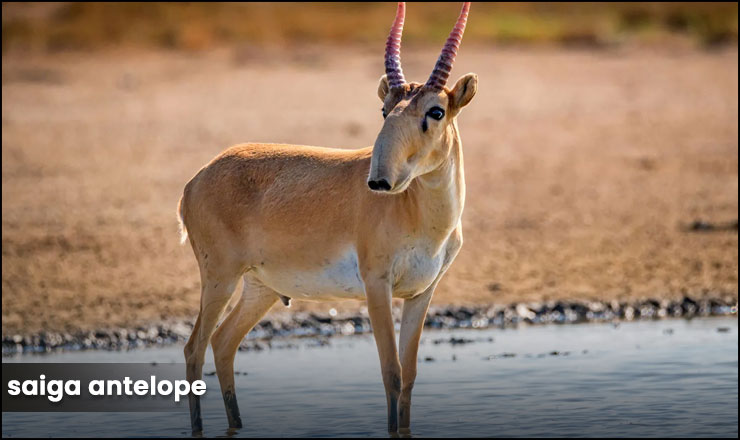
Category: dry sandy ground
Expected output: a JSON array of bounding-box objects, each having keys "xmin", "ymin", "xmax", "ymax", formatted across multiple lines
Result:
[{"xmin": 2, "ymin": 45, "xmax": 737, "ymax": 335}]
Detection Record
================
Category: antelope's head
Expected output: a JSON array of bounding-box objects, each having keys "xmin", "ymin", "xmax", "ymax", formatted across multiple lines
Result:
[{"xmin": 368, "ymin": 2, "xmax": 477, "ymax": 194}]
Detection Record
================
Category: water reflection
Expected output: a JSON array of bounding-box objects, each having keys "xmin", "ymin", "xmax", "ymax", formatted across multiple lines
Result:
[{"xmin": 3, "ymin": 317, "xmax": 738, "ymax": 438}]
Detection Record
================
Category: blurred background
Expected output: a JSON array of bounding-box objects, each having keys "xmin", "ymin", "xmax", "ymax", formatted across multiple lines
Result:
[
  {"xmin": 2, "ymin": 2, "xmax": 738, "ymax": 336},
  {"xmin": 3, "ymin": 2, "xmax": 738, "ymax": 51}
]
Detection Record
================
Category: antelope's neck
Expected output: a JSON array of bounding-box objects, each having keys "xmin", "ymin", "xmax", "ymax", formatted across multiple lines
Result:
[{"xmin": 409, "ymin": 127, "xmax": 465, "ymax": 247}]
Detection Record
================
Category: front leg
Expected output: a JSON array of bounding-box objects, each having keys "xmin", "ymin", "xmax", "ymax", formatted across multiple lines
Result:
[
  {"xmin": 398, "ymin": 227, "xmax": 461, "ymax": 433},
  {"xmin": 397, "ymin": 281, "xmax": 437, "ymax": 434},
  {"xmin": 364, "ymin": 277, "xmax": 402, "ymax": 433}
]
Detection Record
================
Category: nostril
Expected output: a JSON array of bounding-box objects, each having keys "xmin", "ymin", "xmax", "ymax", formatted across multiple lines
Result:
[
  {"xmin": 368, "ymin": 179, "xmax": 391, "ymax": 191},
  {"xmin": 377, "ymin": 179, "xmax": 391, "ymax": 191}
]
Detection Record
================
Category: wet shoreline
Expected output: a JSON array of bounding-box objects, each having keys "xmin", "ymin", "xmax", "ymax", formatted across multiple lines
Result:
[{"xmin": 3, "ymin": 296, "xmax": 737, "ymax": 355}]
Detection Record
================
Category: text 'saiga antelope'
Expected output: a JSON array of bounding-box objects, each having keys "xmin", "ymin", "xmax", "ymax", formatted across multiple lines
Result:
[{"xmin": 178, "ymin": 2, "xmax": 477, "ymax": 434}]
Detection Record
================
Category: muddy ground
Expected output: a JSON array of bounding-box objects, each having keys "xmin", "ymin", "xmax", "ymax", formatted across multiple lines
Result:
[{"xmin": 2, "ymin": 45, "xmax": 737, "ymax": 335}]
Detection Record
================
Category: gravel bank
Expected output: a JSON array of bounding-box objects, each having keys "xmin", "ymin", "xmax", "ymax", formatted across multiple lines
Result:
[{"xmin": 3, "ymin": 296, "xmax": 736, "ymax": 355}]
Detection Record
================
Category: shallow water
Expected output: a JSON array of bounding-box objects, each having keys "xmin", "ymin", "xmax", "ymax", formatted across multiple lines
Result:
[{"xmin": 3, "ymin": 317, "xmax": 738, "ymax": 438}]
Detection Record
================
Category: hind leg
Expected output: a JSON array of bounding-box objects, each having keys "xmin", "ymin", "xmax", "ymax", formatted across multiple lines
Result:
[
  {"xmin": 184, "ymin": 267, "xmax": 240, "ymax": 434},
  {"xmin": 211, "ymin": 276, "xmax": 279, "ymax": 429}
]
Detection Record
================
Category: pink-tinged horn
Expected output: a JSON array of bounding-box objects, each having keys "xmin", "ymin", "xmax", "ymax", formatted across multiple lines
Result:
[
  {"xmin": 425, "ymin": 2, "xmax": 471, "ymax": 91},
  {"xmin": 385, "ymin": 2, "xmax": 406, "ymax": 89}
]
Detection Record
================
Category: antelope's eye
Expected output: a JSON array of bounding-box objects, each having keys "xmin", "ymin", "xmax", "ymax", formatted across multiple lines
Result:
[{"xmin": 426, "ymin": 107, "xmax": 445, "ymax": 121}]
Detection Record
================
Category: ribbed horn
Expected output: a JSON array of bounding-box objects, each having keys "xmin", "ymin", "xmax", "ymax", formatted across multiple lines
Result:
[
  {"xmin": 425, "ymin": 2, "xmax": 471, "ymax": 91},
  {"xmin": 384, "ymin": 2, "xmax": 406, "ymax": 89}
]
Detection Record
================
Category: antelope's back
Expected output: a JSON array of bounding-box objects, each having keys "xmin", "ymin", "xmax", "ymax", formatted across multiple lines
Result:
[{"xmin": 180, "ymin": 143, "xmax": 372, "ymax": 250}]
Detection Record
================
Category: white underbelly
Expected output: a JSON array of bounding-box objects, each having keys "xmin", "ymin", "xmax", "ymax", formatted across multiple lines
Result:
[
  {"xmin": 253, "ymin": 248, "xmax": 366, "ymax": 301},
  {"xmin": 251, "ymin": 237, "xmax": 455, "ymax": 302}
]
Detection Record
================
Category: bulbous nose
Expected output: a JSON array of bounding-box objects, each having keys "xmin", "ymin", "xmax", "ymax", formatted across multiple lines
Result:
[{"xmin": 368, "ymin": 179, "xmax": 392, "ymax": 192}]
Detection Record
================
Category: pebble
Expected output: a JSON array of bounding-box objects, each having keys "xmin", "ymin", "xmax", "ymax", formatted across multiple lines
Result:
[
  {"xmin": 483, "ymin": 353, "xmax": 516, "ymax": 360},
  {"xmin": 432, "ymin": 337, "xmax": 474, "ymax": 345}
]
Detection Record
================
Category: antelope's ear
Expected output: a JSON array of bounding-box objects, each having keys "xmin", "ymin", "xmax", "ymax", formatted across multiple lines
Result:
[
  {"xmin": 377, "ymin": 75, "xmax": 390, "ymax": 102},
  {"xmin": 448, "ymin": 73, "xmax": 478, "ymax": 114}
]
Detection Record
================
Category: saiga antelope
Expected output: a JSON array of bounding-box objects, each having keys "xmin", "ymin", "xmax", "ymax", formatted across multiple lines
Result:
[{"xmin": 178, "ymin": 2, "xmax": 477, "ymax": 434}]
